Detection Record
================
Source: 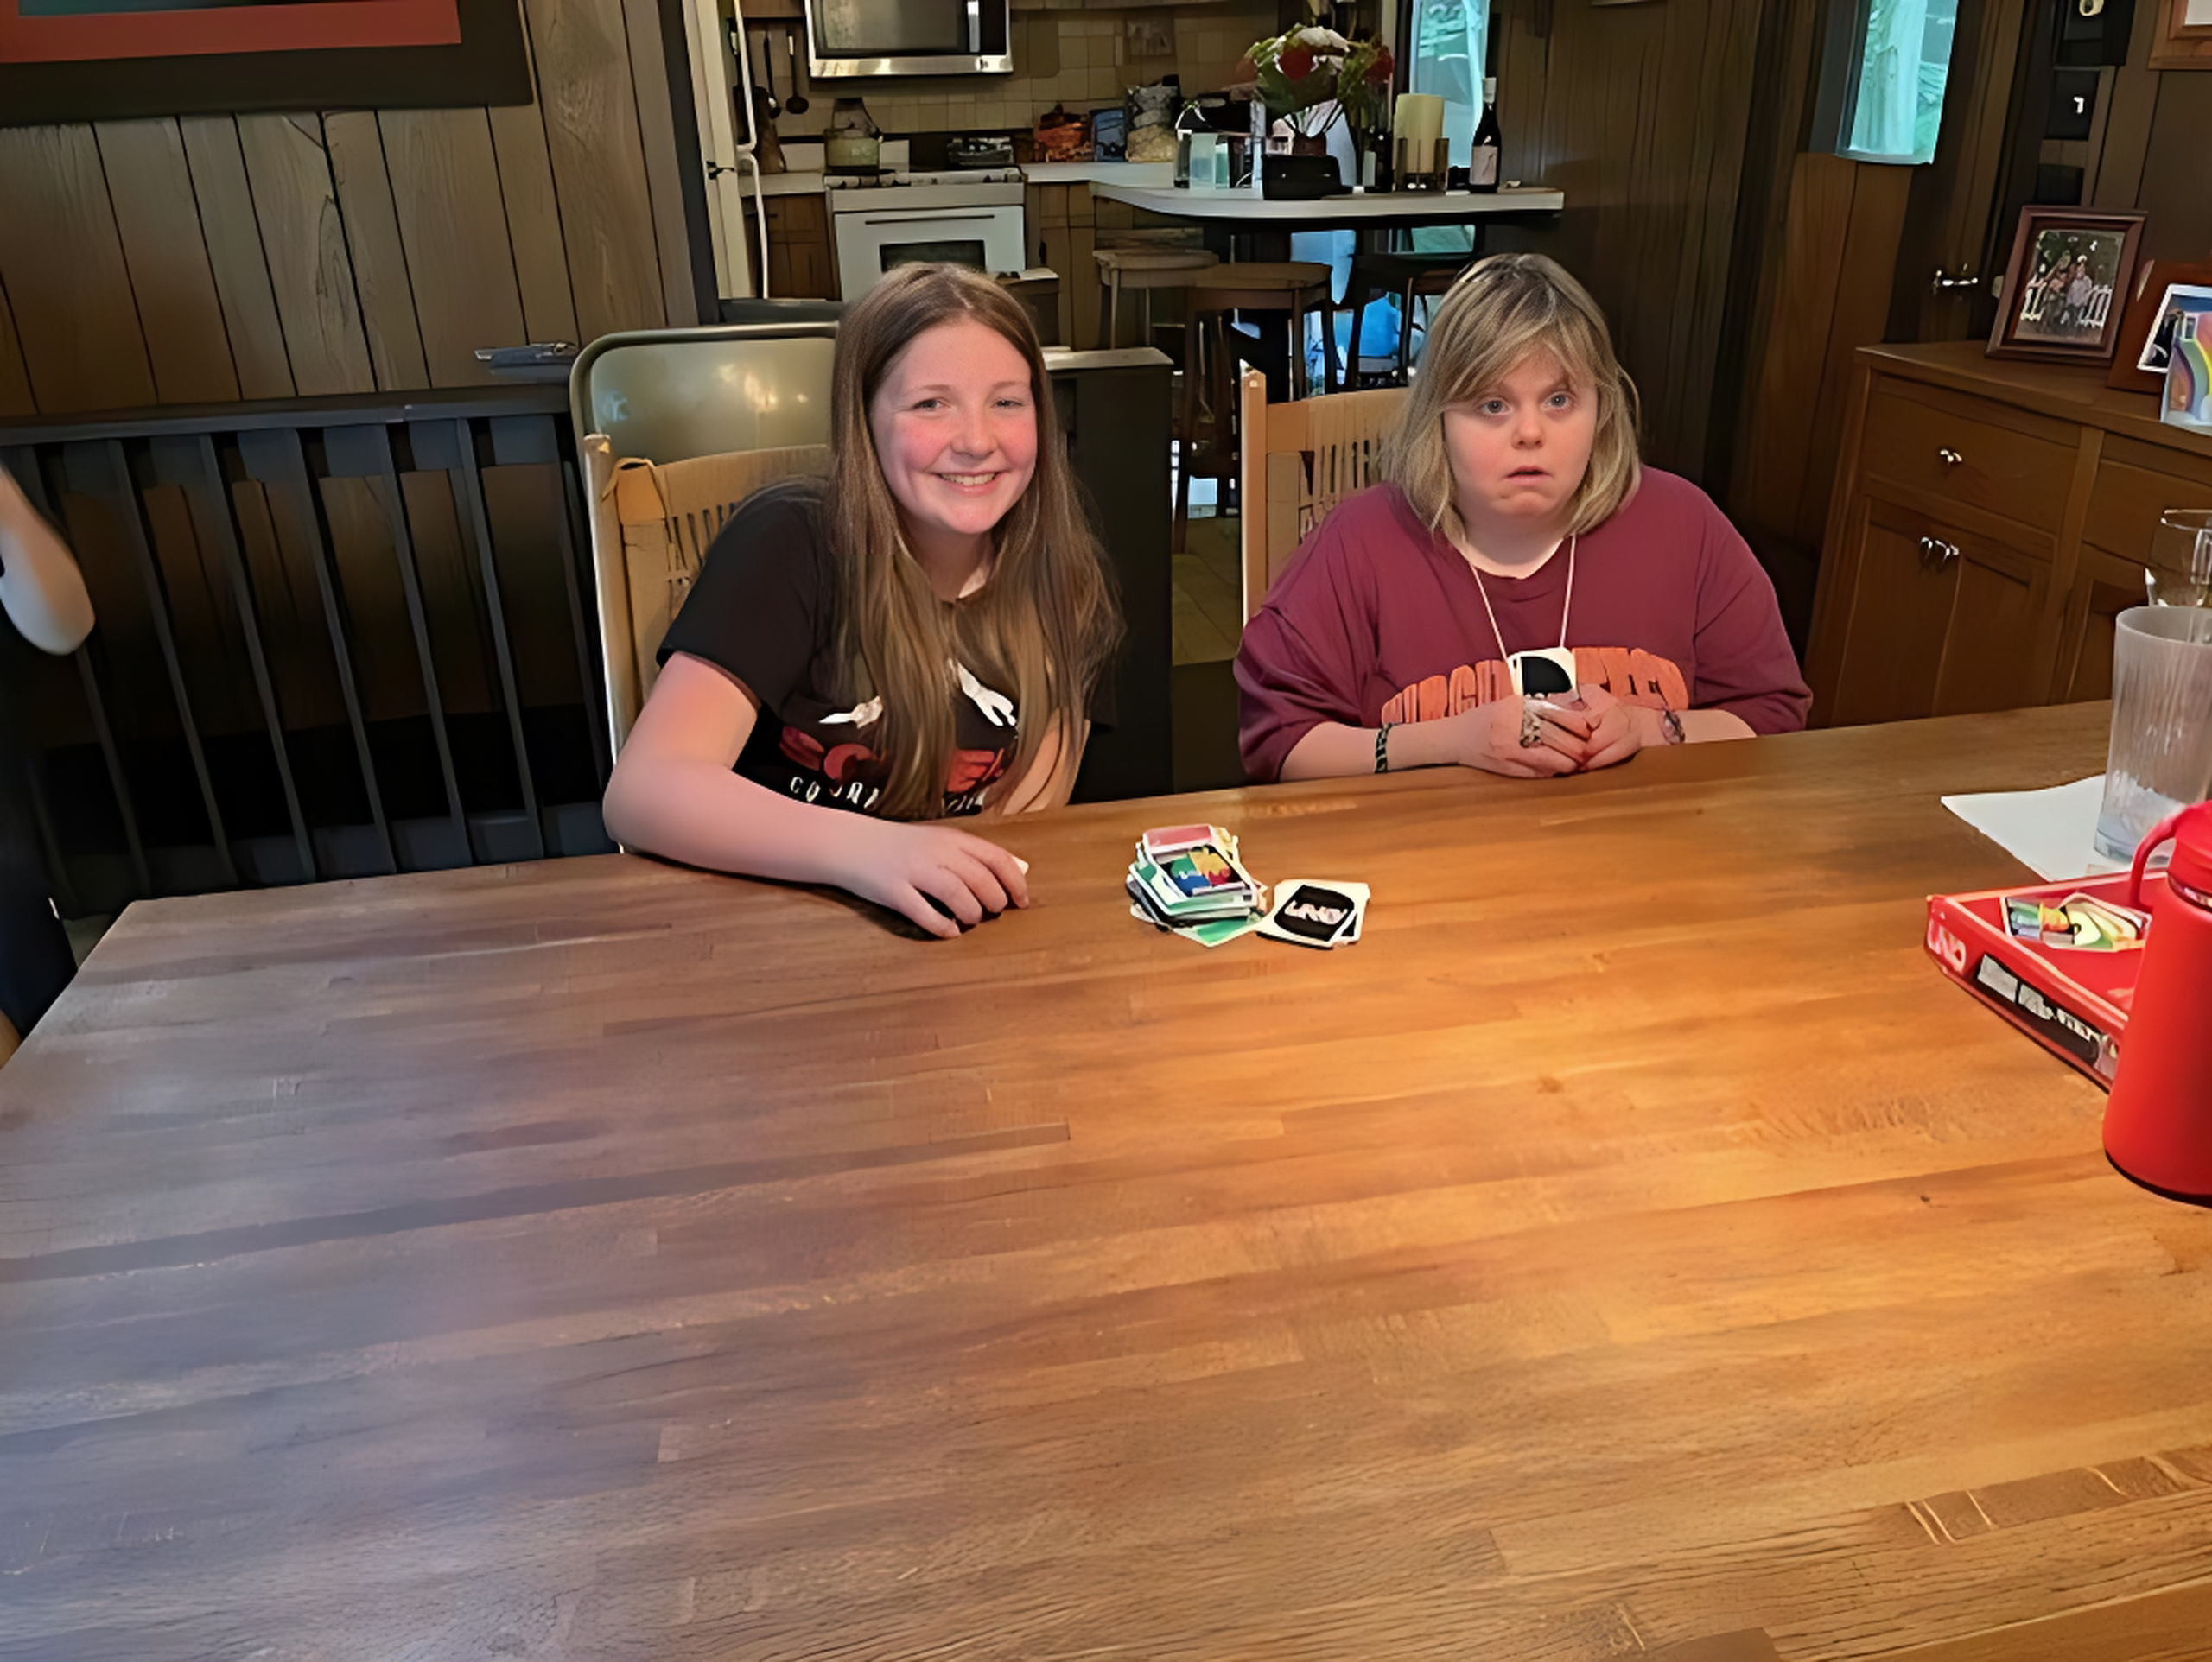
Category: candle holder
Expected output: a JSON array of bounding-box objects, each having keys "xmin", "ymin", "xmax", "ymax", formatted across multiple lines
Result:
[{"xmin": 1395, "ymin": 134, "xmax": 1446, "ymax": 193}]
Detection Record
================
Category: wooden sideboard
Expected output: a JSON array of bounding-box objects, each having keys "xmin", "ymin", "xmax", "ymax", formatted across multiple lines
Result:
[{"xmin": 1804, "ymin": 341, "xmax": 2212, "ymax": 727}]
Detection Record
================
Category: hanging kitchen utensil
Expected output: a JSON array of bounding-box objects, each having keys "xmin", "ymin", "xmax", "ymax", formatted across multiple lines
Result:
[
  {"xmin": 757, "ymin": 30, "xmax": 779, "ymax": 121},
  {"xmin": 751, "ymin": 86, "xmax": 787, "ymax": 172},
  {"xmin": 784, "ymin": 29, "xmax": 810, "ymax": 116}
]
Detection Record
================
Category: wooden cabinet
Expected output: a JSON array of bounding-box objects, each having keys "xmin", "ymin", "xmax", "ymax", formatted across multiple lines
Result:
[
  {"xmin": 2050, "ymin": 543, "xmax": 2154, "ymax": 706},
  {"xmin": 1806, "ymin": 342, "xmax": 2212, "ymax": 726},
  {"xmin": 1855, "ymin": 383, "xmax": 2077, "ymax": 532},
  {"xmin": 1823, "ymin": 497, "xmax": 2050, "ymax": 727},
  {"xmin": 741, "ymin": 192, "xmax": 836, "ymax": 299}
]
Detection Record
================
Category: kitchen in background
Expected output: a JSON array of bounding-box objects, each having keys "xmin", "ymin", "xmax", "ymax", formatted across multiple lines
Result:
[
  {"xmin": 768, "ymin": 7, "xmax": 1273, "ymax": 146},
  {"xmin": 688, "ymin": 0, "xmax": 1276, "ymax": 320}
]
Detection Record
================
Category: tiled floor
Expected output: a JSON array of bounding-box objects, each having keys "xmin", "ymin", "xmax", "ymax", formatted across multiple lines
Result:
[
  {"xmin": 1172, "ymin": 511, "xmax": 1243, "ymax": 665},
  {"xmin": 1167, "ymin": 510, "xmax": 1248, "ymax": 792}
]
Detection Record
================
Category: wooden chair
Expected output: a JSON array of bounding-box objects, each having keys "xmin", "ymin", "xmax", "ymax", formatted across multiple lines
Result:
[
  {"xmin": 584, "ymin": 440, "xmax": 831, "ymax": 752},
  {"xmin": 1236, "ymin": 366, "xmax": 1404, "ymax": 621},
  {"xmin": 1338, "ymin": 251, "xmax": 1471, "ymax": 387},
  {"xmin": 1176, "ymin": 261, "xmax": 1335, "ymax": 554}
]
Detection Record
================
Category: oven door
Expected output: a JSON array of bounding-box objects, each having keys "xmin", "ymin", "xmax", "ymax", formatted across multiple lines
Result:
[{"xmin": 833, "ymin": 205, "xmax": 1027, "ymax": 300}]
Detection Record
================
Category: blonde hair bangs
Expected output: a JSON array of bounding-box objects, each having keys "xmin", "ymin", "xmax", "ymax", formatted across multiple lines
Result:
[{"xmin": 1384, "ymin": 252, "xmax": 1641, "ymax": 540}]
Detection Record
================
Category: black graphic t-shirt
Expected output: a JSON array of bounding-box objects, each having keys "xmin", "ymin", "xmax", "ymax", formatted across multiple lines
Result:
[{"xmin": 657, "ymin": 480, "xmax": 1103, "ymax": 818}]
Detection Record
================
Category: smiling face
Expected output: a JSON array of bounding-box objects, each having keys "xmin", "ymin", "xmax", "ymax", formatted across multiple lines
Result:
[
  {"xmin": 1440, "ymin": 349, "xmax": 1597, "ymax": 538},
  {"xmin": 867, "ymin": 316, "xmax": 1039, "ymax": 580}
]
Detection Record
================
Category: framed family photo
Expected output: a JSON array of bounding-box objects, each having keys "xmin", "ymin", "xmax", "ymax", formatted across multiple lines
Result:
[{"xmin": 1987, "ymin": 207, "xmax": 2145, "ymax": 365}]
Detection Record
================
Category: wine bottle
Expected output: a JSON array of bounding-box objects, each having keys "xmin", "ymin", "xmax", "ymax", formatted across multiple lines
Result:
[{"xmin": 1471, "ymin": 77, "xmax": 1501, "ymax": 193}]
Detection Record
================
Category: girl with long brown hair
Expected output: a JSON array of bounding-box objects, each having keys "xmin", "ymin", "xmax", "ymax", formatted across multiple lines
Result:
[{"xmin": 602, "ymin": 264, "xmax": 1122, "ymax": 937}]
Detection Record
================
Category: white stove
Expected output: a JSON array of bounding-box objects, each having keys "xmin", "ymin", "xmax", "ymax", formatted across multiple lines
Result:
[
  {"xmin": 824, "ymin": 168, "xmax": 1026, "ymax": 191},
  {"xmin": 828, "ymin": 169, "xmax": 1030, "ymax": 298}
]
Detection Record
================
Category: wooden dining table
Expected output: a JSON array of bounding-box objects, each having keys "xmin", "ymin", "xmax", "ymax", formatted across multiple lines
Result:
[{"xmin": 6, "ymin": 701, "xmax": 2212, "ymax": 1660}]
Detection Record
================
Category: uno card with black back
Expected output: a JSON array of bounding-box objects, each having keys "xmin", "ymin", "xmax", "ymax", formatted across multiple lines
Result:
[{"xmin": 1262, "ymin": 882, "xmax": 1363, "ymax": 948}]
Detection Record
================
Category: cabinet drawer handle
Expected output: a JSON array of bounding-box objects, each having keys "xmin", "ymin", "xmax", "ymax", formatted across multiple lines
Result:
[
  {"xmin": 1937, "ymin": 447, "xmax": 1964, "ymax": 468},
  {"xmin": 1918, "ymin": 534, "xmax": 1961, "ymax": 567}
]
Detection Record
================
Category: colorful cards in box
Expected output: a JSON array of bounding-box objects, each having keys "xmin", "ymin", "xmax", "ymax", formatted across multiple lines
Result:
[
  {"xmin": 1927, "ymin": 872, "xmax": 2158, "ymax": 1087},
  {"xmin": 2002, "ymin": 891, "xmax": 2146, "ymax": 951}
]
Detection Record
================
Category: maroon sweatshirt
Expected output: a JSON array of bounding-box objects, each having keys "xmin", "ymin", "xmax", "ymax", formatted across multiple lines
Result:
[{"xmin": 1235, "ymin": 473, "xmax": 1811, "ymax": 782}]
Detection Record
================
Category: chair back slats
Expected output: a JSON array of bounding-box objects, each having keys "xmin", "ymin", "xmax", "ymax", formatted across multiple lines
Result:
[
  {"xmin": 1237, "ymin": 370, "xmax": 1405, "ymax": 621},
  {"xmin": 582, "ymin": 436, "xmax": 639, "ymax": 755},
  {"xmin": 594, "ymin": 442, "xmax": 831, "ymax": 743},
  {"xmin": 1302, "ymin": 387, "xmax": 1403, "ymax": 530}
]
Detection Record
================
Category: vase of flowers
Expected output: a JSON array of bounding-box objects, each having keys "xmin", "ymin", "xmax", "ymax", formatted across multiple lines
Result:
[{"xmin": 1247, "ymin": 26, "xmax": 1395, "ymax": 175}]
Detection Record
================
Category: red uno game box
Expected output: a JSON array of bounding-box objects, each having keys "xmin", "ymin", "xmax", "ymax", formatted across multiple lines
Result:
[{"xmin": 1925, "ymin": 872, "xmax": 2164, "ymax": 1088}]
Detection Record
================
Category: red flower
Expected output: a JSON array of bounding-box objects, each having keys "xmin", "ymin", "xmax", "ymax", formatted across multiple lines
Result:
[
  {"xmin": 1364, "ymin": 48, "xmax": 1394, "ymax": 84},
  {"xmin": 1279, "ymin": 45, "xmax": 1316, "ymax": 79}
]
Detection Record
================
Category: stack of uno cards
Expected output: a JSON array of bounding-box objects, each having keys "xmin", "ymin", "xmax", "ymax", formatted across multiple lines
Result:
[
  {"xmin": 1127, "ymin": 824, "xmax": 1269, "ymax": 947},
  {"xmin": 2003, "ymin": 891, "xmax": 2146, "ymax": 951},
  {"xmin": 1259, "ymin": 879, "xmax": 1369, "ymax": 948}
]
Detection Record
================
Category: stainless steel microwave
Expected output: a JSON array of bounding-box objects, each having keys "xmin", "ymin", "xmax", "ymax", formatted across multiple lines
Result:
[{"xmin": 804, "ymin": 0, "xmax": 1011, "ymax": 78}]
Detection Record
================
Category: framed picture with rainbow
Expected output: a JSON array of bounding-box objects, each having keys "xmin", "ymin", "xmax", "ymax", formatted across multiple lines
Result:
[{"xmin": 2162, "ymin": 287, "xmax": 2212, "ymax": 433}]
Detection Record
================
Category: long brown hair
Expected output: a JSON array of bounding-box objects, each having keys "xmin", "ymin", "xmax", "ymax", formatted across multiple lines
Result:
[
  {"xmin": 825, "ymin": 264, "xmax": 1120, "ymax": 820},
  {"xmin": 1385, "ymin": 252, "xmax": 1641, "ymax": 540}
]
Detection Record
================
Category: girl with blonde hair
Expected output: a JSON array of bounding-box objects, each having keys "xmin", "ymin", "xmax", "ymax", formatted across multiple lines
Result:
[
  {"xmin": 604, "ymin": 264, "xmax": 1122, "ymax": 937},
  {"xmin": 1236, "ymin": 252, "xmax": 1807, "ymax": 783}
]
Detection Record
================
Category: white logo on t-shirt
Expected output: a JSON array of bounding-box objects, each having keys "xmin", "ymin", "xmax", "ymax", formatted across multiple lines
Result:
[{"xmin": 954, "ymin": 662, "xmax": 1016, "ymax": 727}]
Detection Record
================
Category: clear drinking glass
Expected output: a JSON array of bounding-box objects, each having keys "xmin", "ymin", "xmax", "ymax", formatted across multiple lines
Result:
[
  {"xmin": 2094, "ymin": 605, "xmax": 2212, "ymax": 861},
  {"xmin": 2145, "ymin": 507, "xmax": 2212, "ymax": 607}
]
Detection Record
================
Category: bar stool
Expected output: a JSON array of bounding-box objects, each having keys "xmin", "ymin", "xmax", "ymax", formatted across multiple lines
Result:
[
  {"xmin": 1094, "ymin": 248, "xmax": 1219, "ymax": 352},
  {"xmin": 1175, "ymin": 259, "xmax": 1332, "ymax": 552},
  {"xmin": 1338, "ymin": 251, "xmax": 1473, "ymax": 387}
]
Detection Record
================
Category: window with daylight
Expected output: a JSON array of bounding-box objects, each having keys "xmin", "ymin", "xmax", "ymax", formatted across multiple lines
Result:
[
  {"xmin": 1831, "ymin": 0, "xmax": 1961, "ymax": 165},
  {"xmin": 1408, "ymin": 0, "xmax": 1491, "ymax": 169}
]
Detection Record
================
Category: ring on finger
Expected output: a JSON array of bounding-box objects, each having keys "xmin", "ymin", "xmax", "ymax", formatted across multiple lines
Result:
[{"xmin": 1518, "ymin": 705, "xmax": 1545, "ymax": 749}]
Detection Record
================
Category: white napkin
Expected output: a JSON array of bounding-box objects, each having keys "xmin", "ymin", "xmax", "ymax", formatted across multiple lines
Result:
[{"xmin": 1941, "ymin": 774, "xmax": 2129, "ymax": 882}]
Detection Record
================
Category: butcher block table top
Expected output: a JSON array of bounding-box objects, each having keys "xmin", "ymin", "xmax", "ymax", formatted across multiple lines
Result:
[{"xmin": 8, "ymin": 701, "xmax": 2212, "ymax": 1661}]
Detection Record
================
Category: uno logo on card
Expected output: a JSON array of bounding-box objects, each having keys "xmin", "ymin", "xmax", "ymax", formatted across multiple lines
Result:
[
  {"xmin": 1274, "ymin": 884, "xmax": 1358, "ymax": 945},
  {"xmin": 1927, "ymin": 917, "xmax": 1968, "ymax": 974}
]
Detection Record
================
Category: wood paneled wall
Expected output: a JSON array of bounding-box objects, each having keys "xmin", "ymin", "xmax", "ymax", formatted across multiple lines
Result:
[
  {"xmin": 0, "ymin": 0, "xmax": 695, "ymax": 421},
  {"xmin": 1488, "ymin": 0, "xmax": 1769, "ymax": 482},
  {"xmin": 2087, "ymin": 0, "xmax": 2212, "ymax": 258},
  {"xmin": 1719, "ymin": 0, "xmax": 2210, "ymax": 650},
  {"xmin": 1732, "ymin": 156, "xmax": 1913, "ymax": 573}
]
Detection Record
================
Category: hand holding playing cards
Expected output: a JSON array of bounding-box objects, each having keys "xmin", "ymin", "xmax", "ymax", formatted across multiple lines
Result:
[
  {"xmin": 1446, "ymin": 695, "xmax": 1589, "ymax": 778},
  {"xmin": 845, "ymin": 821, "xmax": 1030, "ymax": 939},
  {"xmin": 1575, "ymin": 684, "xmax": 1670, "ymax": 771}
]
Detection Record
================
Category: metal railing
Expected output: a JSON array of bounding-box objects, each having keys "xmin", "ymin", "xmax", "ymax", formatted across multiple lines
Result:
[{"xmin": 1, "ymin": 385, "xmax": 612, "ymax": 921}]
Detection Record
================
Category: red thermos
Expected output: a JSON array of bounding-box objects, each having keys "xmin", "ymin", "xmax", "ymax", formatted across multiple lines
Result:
[{"xmin": 2103, "ymin": 802, "xmax": 2212, "ymax": 1199}]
